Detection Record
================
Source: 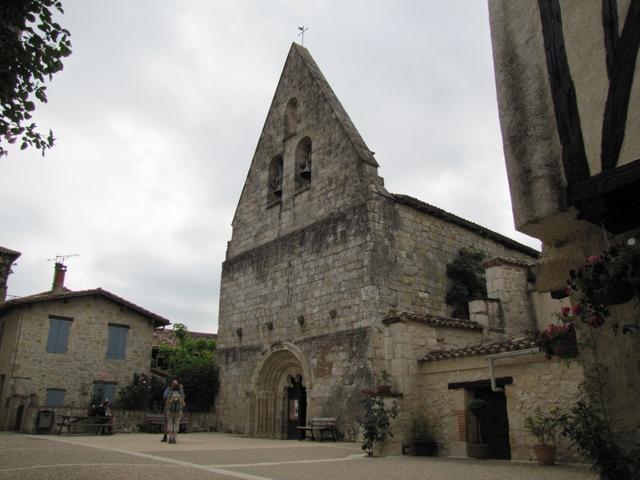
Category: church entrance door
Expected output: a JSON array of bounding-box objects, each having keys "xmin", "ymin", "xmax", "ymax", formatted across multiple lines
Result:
[{"xmin": 286, "ymin": 376, "xmax": 307, "ymax": 439}]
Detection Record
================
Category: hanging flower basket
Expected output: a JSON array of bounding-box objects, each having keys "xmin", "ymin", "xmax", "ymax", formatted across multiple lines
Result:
[{"xmin": 552, "ymin": 342, "xmax": 578, "ymax": 359}]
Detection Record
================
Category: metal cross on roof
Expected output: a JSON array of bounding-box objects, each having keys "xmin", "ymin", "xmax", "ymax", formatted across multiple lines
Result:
[{"xmin": 297, "ymin": 26, "xmax": 309, "ymax": 46}]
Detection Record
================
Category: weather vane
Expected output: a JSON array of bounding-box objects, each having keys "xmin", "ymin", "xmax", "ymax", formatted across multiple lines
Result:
[
  {"xmin": 47, "ymin": 253, "xmax": 80, "ymax": 265},
  {"xmin": 297, "ymin": 25, "xmax": 309, "ymax": 46}
]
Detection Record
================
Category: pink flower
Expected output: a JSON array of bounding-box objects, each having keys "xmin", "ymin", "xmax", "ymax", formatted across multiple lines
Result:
[
  {"xmin": 571, "ymin": 304, "xmax": 582, "ymax": 316},
  {"xmin": 586, "ymin": 255, "xmax": 602, "ymax": 265},
  {"xmin": 561, "ymin": 306, "xmax": 571, "ymax": 316}
]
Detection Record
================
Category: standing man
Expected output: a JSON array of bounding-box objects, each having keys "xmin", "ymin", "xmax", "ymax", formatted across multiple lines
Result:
[
  {"xmin": 165, "ymin": 382, "xmax": 185, "ymax": 444},
  {"xmin": 162, "ymin": 380, "xmax": 184, "ymax": 442}
]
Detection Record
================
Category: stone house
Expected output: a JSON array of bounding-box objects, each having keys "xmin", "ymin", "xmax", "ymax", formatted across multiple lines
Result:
[
  {"xmin": 0, "ymin": 262, "xmax": 169, "ymax": 432},
  {"xmin": 489, "ymin": 0, "xmax": 640, "ymax": 463},
  {"xmin": 216, "ymin": 43, "xmax": 582, "ymax": 461}
]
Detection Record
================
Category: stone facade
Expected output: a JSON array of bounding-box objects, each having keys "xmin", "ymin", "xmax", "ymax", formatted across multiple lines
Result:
[
  {"xmin": 0, "ymin": 278, "xmax": 169, "ymax": 432},
  {"xmin": 215, "ymin": 43, "xmax": 560, "ymax": 456},
  {"xmin": 489, "ymin": 0, "xmax": 640, "ymax": 463}
]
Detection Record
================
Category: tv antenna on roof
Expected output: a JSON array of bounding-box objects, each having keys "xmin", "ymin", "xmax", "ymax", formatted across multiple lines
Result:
[
  {"xmin": 47, "ymin": 253, "xmax": 80, "ymax": 265},
  {"xmin": 297, "ymin": 25, "xmax": 309, "ymax": 46}
]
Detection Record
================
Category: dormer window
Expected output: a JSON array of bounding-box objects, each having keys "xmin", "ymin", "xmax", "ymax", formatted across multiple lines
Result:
[
  {"xmin": 284, "ymin": 98, "xmax": 298, "ymax": 138},
  {"xmin": 295, "ymin": 137, "xmax": 312, "ymax": 190},
  {"xmin": 269, "ymin": 155, "xmax": 284, "ymax": 203}
]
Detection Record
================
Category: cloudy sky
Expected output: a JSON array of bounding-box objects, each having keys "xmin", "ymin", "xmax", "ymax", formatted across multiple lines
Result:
[{"xmin": 1, "ymin": 1, "xmax": 540, "ymax": 334}]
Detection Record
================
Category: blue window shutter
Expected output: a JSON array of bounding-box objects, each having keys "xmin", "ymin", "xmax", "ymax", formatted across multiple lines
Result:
[
  {"xmin": 46, "ymin": 318, "xmax": 71, "ymax": 353},
  {"xmin": 107, "ymin": 325, "xmax": 128, "ymax": 359},
  {"xmin": 46, "ymin": 389, "xmax": 65, "ymax": 407},
  {"xmin": 94, "ymin": 382, "xmax": 116, "ymax": 403},
  {"xmin": 103, "ymin": 383, "xmax": 116, "ymax": 402}
]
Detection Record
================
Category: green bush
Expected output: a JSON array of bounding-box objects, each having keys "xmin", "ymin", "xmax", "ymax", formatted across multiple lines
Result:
[{"xmin": 115, "ymin": 373, "xmax": 164, "ymax": 412}]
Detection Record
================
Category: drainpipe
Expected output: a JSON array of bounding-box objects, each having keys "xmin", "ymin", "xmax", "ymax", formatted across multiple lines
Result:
[{"xmin": 485, "ymin": 348, "xmax": 540, "ymax": 392}]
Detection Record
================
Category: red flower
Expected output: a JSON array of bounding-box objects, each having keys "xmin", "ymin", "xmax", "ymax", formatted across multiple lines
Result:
[
  {"xmin": 561, "ymin": 306, "xmax": 571, "ymax": 316},
  {"xmin": 571, "ymin": 304, "xmax": 582, "ymax": 316},
  {"xmin": 586, "ymin": 255, "xmax": 602, "ymax": 265}
]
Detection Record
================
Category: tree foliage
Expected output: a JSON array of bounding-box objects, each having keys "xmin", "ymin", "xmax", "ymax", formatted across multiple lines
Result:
[
  {"xmin": 0, "ymin": 0, "xmax": 72, "ymax": 157},
  {"xmin": 158, "ymin": 323, "xmax": 219, "ymax": 412},
  {"xmin": 445, "ymin": 247, "xmax": 487, "ymax": 319},
  {"xmin": 115, "ymin": 373, "xmax": 165, "ymax": 412}
]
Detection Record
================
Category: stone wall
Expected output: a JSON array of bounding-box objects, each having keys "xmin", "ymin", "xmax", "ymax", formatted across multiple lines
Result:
[
  {"xmin": 368, "ymin": 194, "xmax": 538, "ymax": 322},
  {"xmin": 0, "ymin": 296, "xmax": 156, "ymax": 430}
]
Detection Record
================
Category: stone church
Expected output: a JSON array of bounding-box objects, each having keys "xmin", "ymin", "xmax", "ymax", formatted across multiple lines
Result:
[{"xmin": 216, "ymin": 44, "xmax": 582, "ymax": 461}]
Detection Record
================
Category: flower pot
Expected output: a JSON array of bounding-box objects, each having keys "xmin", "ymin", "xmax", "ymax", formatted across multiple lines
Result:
[
  {"xmin": 469, "ymin": 443, "xmax": 489, "ymax": 459},
  {"xmin": 532, "ymin": 445, "xmax": 556, "ymax": 466},
  {"xmin": 412, "ymin": 440, "xmax": 438, "ymax": 456},
  {"xmin": 552, "ymin": 342, "xmax": 578, "ymax": 359}
]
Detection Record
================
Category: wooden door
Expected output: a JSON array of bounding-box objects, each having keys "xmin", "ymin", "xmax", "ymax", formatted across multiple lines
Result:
[
  {"xmin": 286, "ymin": 378, "xmax": 307, "ymax": 439},
  {"xmin": 475, "ymin": 387, "xmax": 511, "ymax": 459}
]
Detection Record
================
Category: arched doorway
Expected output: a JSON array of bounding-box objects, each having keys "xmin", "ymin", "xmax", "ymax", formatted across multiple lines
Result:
[{"xmin": 251, "ymin": 344, "xmax": 310, "ymax": 438}]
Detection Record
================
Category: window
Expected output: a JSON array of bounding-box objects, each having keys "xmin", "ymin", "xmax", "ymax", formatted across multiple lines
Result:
[
  {"xmin": 268, "ymin": 155, "xmax": 284, "ymax": 204},
  {"xmin": 94, "ymin": 382, "xmax": 116, "ymax": 402},
  {"xmin": 284, "ymin": 97, "xmax": 298, "ymax": 138},
  {"xmin": 46, "ymin": 316, "xmax": 73, "ymax": 353},
  {"xmin": 106, "ymin": 324, "xmax": 129, "ymax": 359},
  {"xmin": 295, "ymin": 137, "xmax": 312, "ymax": 190},
  {"xmin": 46, "ymin": 389, "xmax": 66, "ymax": 407}
]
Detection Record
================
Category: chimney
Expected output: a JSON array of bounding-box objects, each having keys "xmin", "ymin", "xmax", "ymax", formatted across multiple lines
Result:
[{"xmin": 52, "ymin": 262, "xmax": 67, "ymax": 291}]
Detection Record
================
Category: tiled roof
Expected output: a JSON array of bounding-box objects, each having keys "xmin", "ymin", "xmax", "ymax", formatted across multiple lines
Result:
[
  {"xmin": 392, "ymin": 194, "xmax": 540, "ymax": 257},
  {"xmin": 383, "ymin": 311, "xmax": 483, "ymax": 331},
  {"xmin": 153, "ymin": 329, "xmax": 217, "ymax": 347},
  {"xmin": 420, "ymin": 338, "xmax": 539, "ymax": 363},
  {"xmin": 0, "ymin": 287, "xmax": 170, "ymax": 327},
  {"xmin": 0, "ymin": 246, "xmax": 21, "ymax": 258}
]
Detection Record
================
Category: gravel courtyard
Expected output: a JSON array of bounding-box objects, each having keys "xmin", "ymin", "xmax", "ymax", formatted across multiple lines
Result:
[{"xmin": 0, "ymin": 432, "xmax": 597, "ymax": 480}]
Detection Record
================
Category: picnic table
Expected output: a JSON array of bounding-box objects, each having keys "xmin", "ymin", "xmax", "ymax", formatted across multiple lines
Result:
[{"xmin": 57, "ymin": 415, "xmax": 112, "ymax": 435}]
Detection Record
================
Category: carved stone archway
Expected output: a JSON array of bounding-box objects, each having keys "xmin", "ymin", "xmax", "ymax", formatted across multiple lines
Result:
[{"xmin": 249, "ymin": 343, "xmax": 310, "ymax": 438}]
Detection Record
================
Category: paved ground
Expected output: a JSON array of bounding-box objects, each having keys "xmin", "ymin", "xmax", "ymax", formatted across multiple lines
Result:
[{"xmin": 0, "ymin": 432, "xmax": 597, "ymax": 480}]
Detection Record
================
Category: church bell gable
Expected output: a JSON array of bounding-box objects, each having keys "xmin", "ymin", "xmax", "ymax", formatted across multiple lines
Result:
[{"xmin": 228, "ymin": 44, "xmax": 384, "ymax": 258}]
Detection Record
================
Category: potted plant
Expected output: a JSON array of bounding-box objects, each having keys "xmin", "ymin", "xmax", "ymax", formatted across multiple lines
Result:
[
  {"xmin": 408, "ymin": 412, "xmax": 438, "ymax": 456},
  {"xmin": 525, "ymin": 407, "xmax": 563, "ymax": 466},
  {"xmin": 468, "ymin": 398, "xmax": 490, "ymax": 459},
  {"xmin": 376, "ymin": 370, "xmax": 392, "ymax": 394},
  {"xmin": 357, "ymin": 390, "xmax": 398, "ymax": 456}
]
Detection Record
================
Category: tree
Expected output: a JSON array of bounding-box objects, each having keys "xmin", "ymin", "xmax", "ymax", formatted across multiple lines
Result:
[
  {"xmin": 445, "ymin": 247, "xmax": 487, "ymax": 319},
  {"xmin": 158, "ymin": 324, "xmax": 219, "ymax": 412},
  {"xmin": 0, "ymin": 0, "xmax": 72, "ymax": 157}
]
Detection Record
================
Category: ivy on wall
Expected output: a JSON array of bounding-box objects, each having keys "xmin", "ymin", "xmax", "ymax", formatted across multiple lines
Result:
[{"xmin": 445, "ymin": 248, "xmax": 486, "ymax": 319}]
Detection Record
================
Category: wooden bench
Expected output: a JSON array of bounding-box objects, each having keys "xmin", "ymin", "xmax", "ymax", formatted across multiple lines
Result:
[
  {"xmin": 57, "ymin": 415, "xmax": 112, "ymax": 435},
  {"xmin": 144, "ymin": 414, "xmax": 190, "ymax": 433},
  {"xmin": 297, "ymin": 417, "xmax": 337, "ymax": 441}
]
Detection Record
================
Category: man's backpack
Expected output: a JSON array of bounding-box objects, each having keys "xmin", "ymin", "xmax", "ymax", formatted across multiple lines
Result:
[{"xmin": 168, "ymin": 391, "xmax": 181, "ymax": 413}]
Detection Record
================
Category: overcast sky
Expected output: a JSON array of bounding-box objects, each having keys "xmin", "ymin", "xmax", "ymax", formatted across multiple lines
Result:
[{"xmin": 0, "ymin": 1, "xmax": 540, "ymax": 334}]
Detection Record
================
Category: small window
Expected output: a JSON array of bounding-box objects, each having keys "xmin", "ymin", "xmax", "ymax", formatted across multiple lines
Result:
[
  {"xmin": 46, "ymin": 316, "xmax": 73, "ymax": 354},
  {"xmin": 295, "ymin": 137, "xmax": 312, "ymax": 190},
  {"xmin": 46, "ymin": 389, "xmax": 66, "ymax": 407},
  {"xmin": 94, "ymin": 381, "xmax": 116, "ymax": 402},
  {"xmin": 284, "ymin": 98, "xmax": 298, "ymax": 138},
  {"xmin": 106, "ymin": 324, "xmax": 129, "ymax": 360},
  {"xmin": 268, "ymin": 155, "xmax": 284, "ymax": 204}
]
